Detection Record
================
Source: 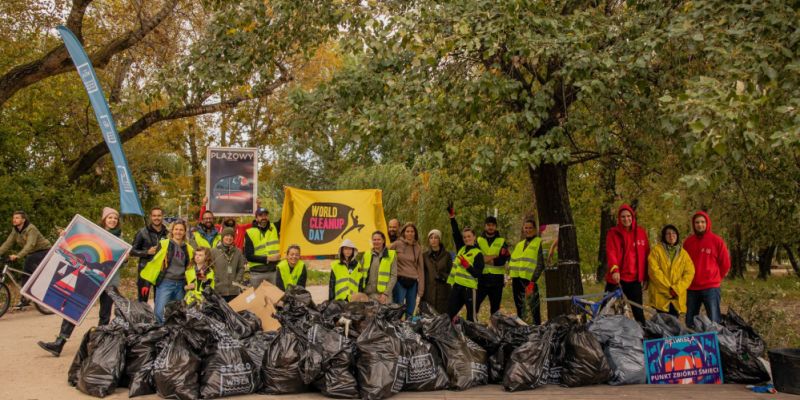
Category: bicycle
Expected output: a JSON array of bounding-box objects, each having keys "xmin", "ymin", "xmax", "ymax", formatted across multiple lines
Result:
[{"xmin": 0, "ymin": 258, "xmax": 54, "ymax": 317}]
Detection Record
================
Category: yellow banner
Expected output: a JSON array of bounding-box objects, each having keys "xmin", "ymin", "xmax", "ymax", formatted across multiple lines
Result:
[{"xmin": 279, "ymin": 187, "xmax": 388, "ymax": 257}]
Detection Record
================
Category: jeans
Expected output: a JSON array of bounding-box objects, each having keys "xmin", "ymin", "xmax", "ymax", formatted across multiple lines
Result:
[
  {"xmin": 250, "ymin": 271, "xmax": 276, "ymax": 288},
  {"xmin": 154, "ymin": 279, "xmax": 185, "ymax": 324},
  {"xmin": 686, "ymin": 287, "xmax": 721, "ymax": 329},
  {"xmin": 393, "ymin": 278, "xmax": 418, "ymax": 318}
]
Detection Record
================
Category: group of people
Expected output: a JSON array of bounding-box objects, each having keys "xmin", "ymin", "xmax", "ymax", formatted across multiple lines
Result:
[{"xmin": 0, "ymin": 199, "xmax": 731, "ymax": 358}]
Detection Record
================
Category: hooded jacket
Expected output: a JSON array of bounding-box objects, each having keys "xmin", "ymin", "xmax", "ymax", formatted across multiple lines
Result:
[
  {"xmin": 605, "ymin": 204, "xmax": 650, "ymax": 284},
  {"xmin": 683, "ymin": 211, "xmax": 731, "ymax": 290},
  {"xmin": 328, "ymin": 238, "xmax": 363, "ymax": 300},
  {"xmin": 647, "ymin": 227, "xmax": 695, "ymax": 313}
]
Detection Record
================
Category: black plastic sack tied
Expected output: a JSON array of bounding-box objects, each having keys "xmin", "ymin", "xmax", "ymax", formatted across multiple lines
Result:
[
  {"xmin": 105, "ymin": 286, "xmax": 155, "ymax": 331},
  {"xmin": 74, "ymin": 325, "xmax": 127, "ymax": 398},
  {"xmin": 396, "ymin": 322, "xmax": 450, "ymax": 392},
  {"xmin": 488, "ymin": 312, "xmax": 534, "ymax": 384},
  {"xmin": 693, "ymin": 314, "xmax": 770, "ymax": 384},
  {"xmin": 201, "ymin": 287, "xmax": 259, "ymax": 339},
  {"xmin": 502, "ymin": 325, "xmax": 554, "ymax": 391},
  {"xmin": 560, "ymin": 321, "xmax": 613, "ymax": 387},
  {"xmin": 355, "ymin": 307, "xmax": 406, "ymax": 400},
  {"xmin": 422, "ymin": 315, "xmax": 488, "ymax": 391},
  {"xmin": 153, "ymin": 306, "xmax": 212, "ymax": 400},
  {"xmin": 125, "ymin": 325, "xmax": 169, "ymax": 397},
  {"xmin": 588, "ymin": 315, "xmax": 646, "ymax": 385},
  {"xmin": 644, "ymin": 312, "xmax": 690, "ymax": 339},
  {"xmin": 298, "ymin": 322, "xmax": 359, "ymax": 398},
  {"xmin": 199, "ymin": 316, "xmax": 262, "ymax": 398}
]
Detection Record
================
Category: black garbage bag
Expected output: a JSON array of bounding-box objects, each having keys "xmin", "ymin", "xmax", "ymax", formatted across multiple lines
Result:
[
  {"xmin": 589, "ymin": 315, "xmax": 646, "ymax": 385},
  {"xmin": 502, "ymin": 325, "xmax": 554, "ymax": 391},
  {"xmin": 68, "ymin": 329, "xmax": 92, "ymax": 387},
  {"xmin": 488, "ymin": 312, "xmax": 535, "ymax": 383},
  {"xmin": 693, "ymin": 314, "xmax": 770, "ymax": 384},
  {"xmin": 105, "ymin": 286, "xmax": 155, "ymax": 330},
  {"xmin": 125, "ymin": 325, "xmax": 169, "ymax": 397},
  {"xmin": 300, "ymin": 322, "xmax": 359, "ymax": 398},
  {"xmin": 342, "ymin": 301, "xmax": 381, "ymax": 338},
  {"xmin": 201, "ymin": 288, "xmax": 257, "ymax": 339},
  {"xmin": 318, "ymin": 300, "xmax": 347, "ymax": 328},
  {"xmin": 721, "ymin": 308, "xmax": 766, "ymax": 355},
  {"xmin": 644, "ymin": 312, "xmax": 689, "ymax": 339},
  {"xmin": 422, "ymin": 315, "xmax": 488, "ymax": 391},
  {"xmin": 152, "ymin": 330, "xmax": 202, "ymax": 400},
  {"xmin": 238, "ymin": 310, "xmax": 263, "ymax": 333},
  {"xmin": 242, "ymin": 331, "xmax": 277, "ymax": 370},
  {"xmin": 200, "ymin": 317, "xmax": 262, "ymax": 398},
  {"xmin": 395, "ymin": 322, "xmax": 450, "ymax": 391},
  {"xmin": 355, "ymin": 316, "xmax": 405, "ymax": 399},
  {"xmin": 261, "ymin": 326, "xmax": 309, "ymax": 394},
  {"xmin": 75, "ymin": 325, "xmax": 127, "ymax": 398},
  {"xmin": 560, "ymin": 323, "xmax": 612, "ymax": 387},
  {"xmin": 544, "ymin": 315, "xmax": 574, "ymax": 385}
]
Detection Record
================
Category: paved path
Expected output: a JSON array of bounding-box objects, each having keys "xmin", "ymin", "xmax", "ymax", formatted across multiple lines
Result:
[{"xmin": 0, "ymin": 286, "xmax": 794, "ymax": 399}]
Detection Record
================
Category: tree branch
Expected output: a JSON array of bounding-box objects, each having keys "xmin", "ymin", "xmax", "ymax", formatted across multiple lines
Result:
[
  {"xmin": 0, "ymin": 0, "xmax": 178, "ymax": 107},
  {"xmin": 67, "ymin": 75, "xmax": 291, "ymax": 180}
]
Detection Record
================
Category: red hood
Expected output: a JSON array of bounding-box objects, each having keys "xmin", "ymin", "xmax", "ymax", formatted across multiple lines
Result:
[
  {"xmin": 616, "ymin": 204, "xmax": 636, "ymax": 229},
  {"xmin": 692, "ymin": 210, "xmax": 712, "ymax": 235}
]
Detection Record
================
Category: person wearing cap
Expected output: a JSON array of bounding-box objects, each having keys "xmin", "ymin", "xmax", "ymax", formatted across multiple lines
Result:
[
  {"xmin": 38, "ymin": 207, "xmax": 123, "ymax": 357},
  {"xmin": 446, "ymin": 202, "xmax": 485, "ymax": 322},
  {"xmin": 211, "ymin": 227, "xmax": 247, "ymax": 301},
  {"xmin": 328, "ymin": 238, "xmax": 363, "ymax": 301},
  {"xmin": 647, "ymin": 225, "xmax": 695, "ymax": 317},
  {"xmin": 0, "ymin": 210, "xmax": 51, "ymax": 301},
  {"xmin": 363, "ymin": 231, "xmax": 397, "ymax": 304},
  {"xmin": 276, "ymin": 244, "xmax": 307, "ymax": 291},
  {"xmin": 474, "ymin": 214, "xmax": 509, "ymax": 316},
  {"xmin": 245, "ymin": 207, "xmax": 280, "ymax": 287},
  {"xmin": 422, "ymin": 228, "xmax": 451, "ymax": 314},
  {"xmin": 508, "ymin": 219, "xmax": 545, "ymax": 324}
]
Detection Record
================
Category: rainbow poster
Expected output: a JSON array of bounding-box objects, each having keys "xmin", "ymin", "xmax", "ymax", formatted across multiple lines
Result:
[{"xmin": 21, "ymin": 214, "xmax": 131, "ymax": 325}]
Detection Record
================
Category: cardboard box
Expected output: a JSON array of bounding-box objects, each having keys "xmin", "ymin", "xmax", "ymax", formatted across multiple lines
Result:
[{"xmin": 228, "ymin": 281, "xmax": 284, "ymax": 331}]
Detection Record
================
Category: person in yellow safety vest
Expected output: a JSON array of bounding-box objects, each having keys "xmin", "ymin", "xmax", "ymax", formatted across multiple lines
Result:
[
  {"xmin": 328, "ymin": 238, "xmax": 363, "ymax": 301},
  {"xmin": 363, "ymin": 231, "xmax": 397, "ymax": 304},
  {"xmin": 473, "ymin": 215, "xmax": 510, "ymax": 316},
  {"xmin": 446, "ymin": 202, "xmax": 485, "ymax": 322},
  {"xmin": 140, "ymin": 220, "xmax": 195, "ymax": 324},
  {"xmin": 276, "ymin": 244, "xmax": 307, "ymax": 291},
  {"xmin": 244, "ymin": 208, "xmax": 281, "ymax": 287},
  {"xmin": 509, "ymin": 219, "xmax": 546, "ymax": 324},
  {"xmin": 184, "ymin": 247, "xmax": 216, "ymax": 305},
  {"xmin": 191, "ymin": 210, "xmax": 221, "ymax": 249}
]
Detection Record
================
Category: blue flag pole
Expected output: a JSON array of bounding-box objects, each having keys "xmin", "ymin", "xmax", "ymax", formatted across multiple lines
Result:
[{"xmin": 57, "ymin": 25, "xmax": 145, "ymax": 216}]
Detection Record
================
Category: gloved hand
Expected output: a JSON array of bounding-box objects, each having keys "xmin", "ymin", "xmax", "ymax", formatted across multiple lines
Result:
[
  {"xmin": 458, "ymin": 255, "xmax": 470, "ymax": 268},
  {"xmin": 500, "ymin": 247, "xmax": 510, "ymax": 258},
  {"xmin": 447, "ymin": 201, "xmax": 455, "ymax": 218},
  {"xmin": 525, "ymin": 281, "xmax": 536, "ymax": 296},
  {"xmin": 140, "ymin": 286, "xmax": 150, "ymax": 298},
  {"xmin": 669, "ymin": 288, "xmax": 678, "ymax": 298}
]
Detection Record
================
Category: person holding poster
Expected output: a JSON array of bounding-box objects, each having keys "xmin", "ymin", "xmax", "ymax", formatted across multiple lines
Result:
[
  {"xmin": 198, "ymin": 196, "xmax": 259, "ymax": 250},
  {"xmin": 190, "ymin": 209, "xmax": 221, "ymax": 249},
  {"xmin": 647, "ymin": 225, "xmax": 695, "ymax": 317},
  {"xmin": 184, "ymin": 247, "xmax": 215, "ymax": 305},
  {"xmin": 37, "ymin": 207, "xmax": 122, "ymax": 357},
  {"xmin": 446, "ymin": 203, "xmax": 485, "ymax": 322},
  {"xmin": 605, "ymin": 203, "xmax": 650, "ymax": 324},
  {"xmin": 244, "ymin": 208, "xmax": 281, "ymax": 287},
  {"xmin": 328, "ymin": 239, "xmax": 363, "ymax": 301},
  {"xmin": 140, "ymin": 220, "xmax": 195, "ymax": 324},
  {"xmin": 276, "ymin": 244, "xmax": 307, "ymax": 291},
  {"xmin": 211, "ymin": 227, "xmax": 246, "ymax": 301},
  {"xmin": 0, "ymin": 211, "xmax": 52, "ymax": 303},
  {"xmin": 363, "ymin": 231, "xmax": 397, "ymax": 304},
  {"xmin": 508, "ymin": 219, "xmax": 546, "ymax": 324}
]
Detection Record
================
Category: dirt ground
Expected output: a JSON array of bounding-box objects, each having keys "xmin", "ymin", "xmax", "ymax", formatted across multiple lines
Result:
[{"xmin": 0, "ymin": 286, "xmax": 796, "ymax": 399}]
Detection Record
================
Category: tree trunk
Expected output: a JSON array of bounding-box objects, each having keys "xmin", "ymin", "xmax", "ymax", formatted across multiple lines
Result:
[
  {"xmin": 186, "ymin": 128, "xmax": 202, "ymax": 218},
  {"xmin": 728, "ymin": 224, "xmax": 746, "ymax": 279},
  {"xmin": 756, "ymin": 245, "xmax": 775, "ymax": 280},
  {"xmin": 595, "ymin": 157, "xmax": 618, "ymax": 282},
  {"xmin": 529, "ymin": 162, "xmax": 584, "ymax": 319},
  {"xmin": 782, "ymin": 244, "xmax": 800, "ymax": 279}
]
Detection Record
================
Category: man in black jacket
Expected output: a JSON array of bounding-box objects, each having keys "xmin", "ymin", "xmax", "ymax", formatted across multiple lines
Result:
[{"xmin": 130, "ymin": 207, "xmax": 168, "ymax": 302}]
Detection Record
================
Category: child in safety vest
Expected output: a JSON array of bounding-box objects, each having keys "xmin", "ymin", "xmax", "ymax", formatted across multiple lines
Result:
[{"xmin": 185, "ymin": 247, "xmax": 216, "ymax": 304}]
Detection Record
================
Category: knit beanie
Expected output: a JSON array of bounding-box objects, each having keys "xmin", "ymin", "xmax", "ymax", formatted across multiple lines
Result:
[
  {"xmin": 222, "ymin": 227, "xmax": 235, "ymax": 238},
  {"xmin": 102, "ymin": 207, "xmax": 119, "ymax": 222}
]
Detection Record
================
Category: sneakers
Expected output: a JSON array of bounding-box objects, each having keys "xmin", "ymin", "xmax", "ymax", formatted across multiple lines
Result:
[
  {"xmin": 13, "ymin": 297, "xmax": 30, "ymax": 308},
  {"xmin": 37, "ymin": 337, "xmax": 67, "ymax": 357}
]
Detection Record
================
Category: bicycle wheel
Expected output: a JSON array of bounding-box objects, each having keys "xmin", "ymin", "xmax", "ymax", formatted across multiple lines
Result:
[
  {"xmin": 34, "ymin": 301, "xmax": 54, "ymax": 315},
  {"xmin": 0, "ymin": 283, "xmax": 10, "ymax": 318}
]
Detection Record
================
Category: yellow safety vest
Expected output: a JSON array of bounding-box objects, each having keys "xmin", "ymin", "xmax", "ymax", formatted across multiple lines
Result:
[
  {"xmin": 246, "ymin": 224, "xmax": 279, "ymax": 268},
  {"xmin": 362, "ymin": 249, "xmax": 396, "ymax": 293},
  {"xmin": 477, "ymin": 236, "xmax": 506, "ymax": 275},
  {"xmin": 447, "ymin": 247, "xmax": 482, "ymax": 289},
  {"xmin": 331, "ymin": 260, "xmax": 363, "ymax": 301},
  {"xmin": 184, "ymin": 266, "xmax": 216, "ymax": 304},
  {"xmin": 192, "ymin": 230, "xmax": 221, "ymax": 249},
  {"xmin": 508, "ymin": 237, "xmax": 542, "ymax": 280},
  {"xmin": 140, "ymin": 239, "xmax": 196, "ymax": 285},
  {"xmin": 277, "ymin": 259, "xmax": 305, "ymax": 289}
]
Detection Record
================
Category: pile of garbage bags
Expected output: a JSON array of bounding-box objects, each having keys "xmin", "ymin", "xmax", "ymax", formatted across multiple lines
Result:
[{"xmin": 69, "ymin": 287, "xmax": 772, "ymax": 399}]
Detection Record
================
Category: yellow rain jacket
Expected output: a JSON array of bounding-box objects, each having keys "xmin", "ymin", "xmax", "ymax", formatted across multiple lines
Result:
[{"xmin": 647, "ymin": 243, "xmax": 695, "ymax": 313}]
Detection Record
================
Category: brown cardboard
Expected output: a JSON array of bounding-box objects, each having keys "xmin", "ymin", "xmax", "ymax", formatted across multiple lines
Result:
[{"xmin": 228, "ymin": 281, "xmax": 284, "ymax": 331}]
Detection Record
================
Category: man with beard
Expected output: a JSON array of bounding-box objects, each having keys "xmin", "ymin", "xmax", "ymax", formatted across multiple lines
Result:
[
  {"xmin": 191, "ymin": 210, "xmax": 221, "ymax": 249},
  {"xmin": 130, "ymin": 207, "xmax": 168, "ymax": 302},
  {"xmin": 0, "ymin": 210, "xmax": 51, "ymax": 306},
  {"xmin": 244, "ymin": 208, "xmax": 281, "ymax": 286},
  {"xmin": 199, "ymin": 196, "xmax": 255, "ymax": 250},
  {"xmin": 387, "ymin": 218, "xmax": 400, "ymax": 243}
]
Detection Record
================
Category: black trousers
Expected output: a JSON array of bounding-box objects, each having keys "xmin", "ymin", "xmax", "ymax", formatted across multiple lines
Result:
[
  {"xmin": 447, "ymin": 284, "xmax": 476, "ymax": 322},
  {"xmin": 605, "ymin": 280, "xmax": 645, "ymax": 324},
  {"xmin": 657, "ymin": 303, "xmax": 680, "ymax": 317},
  {"xmin": 137, "ymin": 262, "xmax": 153, "ymax": 302},
  {"xmin": 21, "ymin": 249, "xmax": 49, "ymax": 287},
  {"xmin": 512, "ymin": 277, "xmax": 541, "ymax": 325},
  {"xmin": 475, "ymin": 280, "xmax": 503, "ymax": 316},
  {"xmin": 59, "ymin": 290, "xmax": 113, "ymax": 339}
]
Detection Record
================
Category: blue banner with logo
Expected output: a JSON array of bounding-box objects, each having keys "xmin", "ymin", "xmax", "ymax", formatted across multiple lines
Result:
[
  {"xmin": 57, "ymin": 25, "xmax": 144, "ymax": 216},
  {"xmin": 644, "ymin": 332, "xmax": 723, "ymax": 384}
]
